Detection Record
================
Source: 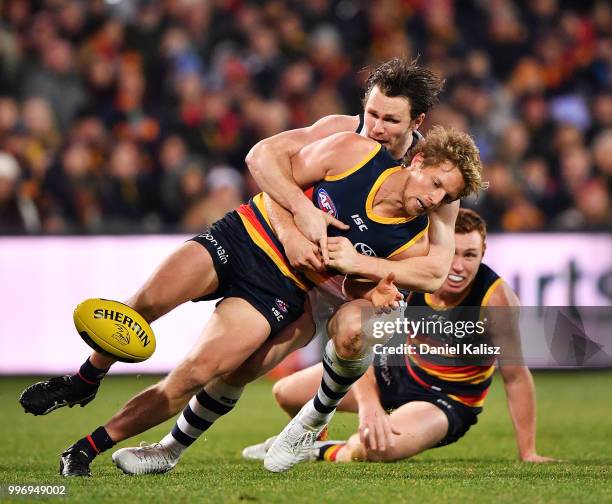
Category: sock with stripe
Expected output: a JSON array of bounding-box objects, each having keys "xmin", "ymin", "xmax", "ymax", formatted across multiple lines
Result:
[
  {"xmin": 73, "ymin": 426, "xmax": 115, "ymax": 461},
  {"xmin": 73, "ymin": 358, "xmax": 109, "ymax": 387},
  {"xmin": 160, "ymin": 379, "xmax": 243, "ymax": 457},
  {"xmin": 318, "ymin": 442, "xmax": 346, "ymax": 462},
  {"xmin": 301, "ymin": 339, "xmax": 372, "ymax": 429}
]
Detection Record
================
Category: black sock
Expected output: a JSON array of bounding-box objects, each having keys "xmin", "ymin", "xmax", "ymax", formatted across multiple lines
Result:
[
  {"xmin": 73, "ymin": 426, "xmax": 116, "ymax": 460},
  {"xmin": 74, "ymin": 358, "xmax": 109, "ymax": 387}
]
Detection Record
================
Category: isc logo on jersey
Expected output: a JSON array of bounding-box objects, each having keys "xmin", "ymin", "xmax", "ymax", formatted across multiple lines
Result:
[
  {"xmin": 316, "ymin": 188, "xmax": 337, "ymax": 218},
  {"xmin": 73, "ymin": 298, "xmax": 156, "ymax": 363}
]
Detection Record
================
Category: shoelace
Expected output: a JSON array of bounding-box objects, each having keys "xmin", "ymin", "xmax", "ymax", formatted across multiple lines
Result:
[
  {"xmin": 135, "ymin": 442, "xmax": 174, "ymax": 467},
  {"xmin": 289, "ymin": 429, "xmax": 318, "ymax": 454}
]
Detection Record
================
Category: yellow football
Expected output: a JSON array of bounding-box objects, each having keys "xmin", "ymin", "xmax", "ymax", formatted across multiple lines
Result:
[{"xmin": 73, "ymin": 298, "xmax": 156, "ymax": 363}]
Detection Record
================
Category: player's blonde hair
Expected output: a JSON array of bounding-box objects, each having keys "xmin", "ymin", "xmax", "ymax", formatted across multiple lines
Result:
[{"xmin": 412, "ymin": 126, "xmax": 486, "ymax": 199}]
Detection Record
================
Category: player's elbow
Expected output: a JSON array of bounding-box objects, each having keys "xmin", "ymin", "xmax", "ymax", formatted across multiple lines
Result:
[{"xmin": 245, "ymin": 140, "xmax": 270, "ymax": 177}]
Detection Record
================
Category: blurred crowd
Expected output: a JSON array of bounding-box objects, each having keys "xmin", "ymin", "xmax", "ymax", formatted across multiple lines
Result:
[{"xmin": 0, "ymin": 0, "xmax": 610, "ymax": 234}]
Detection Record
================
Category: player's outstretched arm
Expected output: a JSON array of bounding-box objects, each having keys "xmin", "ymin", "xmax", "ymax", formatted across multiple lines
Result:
[
  {"xmin": 246, "ymin": 114, "xmax": 357, "ymax": 227},
  {"xmin": 489, "ymin": 283, "xmax": 560, "ymax": 463},
  {"xmin": 327, "ymin": 201, "xmax": 459, "ymax": 292},
  {"xmin": 352, "ymin": 367, "xmax": 399, "ymax": 453}
]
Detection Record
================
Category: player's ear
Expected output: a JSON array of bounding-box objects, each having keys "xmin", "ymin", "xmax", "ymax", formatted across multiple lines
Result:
[
  {"xmin": 410, "ymin": 152, "xmax": 423, "ymax": 168},
  {"xmin": 412, "ymin": 113, "xmax": 425, "ymax": 130}
]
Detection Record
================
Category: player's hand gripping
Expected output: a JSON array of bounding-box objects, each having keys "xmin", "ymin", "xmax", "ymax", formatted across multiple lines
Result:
[
  {"xmin": 358, "ymin": 403, "xmax": 400, "ymax": 454},
  {"xmin": 370, "ymin": 273, "xmax": 404, "ymax": 313},
  {"xmin": 326, "ymin": 236, "xmax": 361, "ymax": 273},
  {"xmin": 293, "ymin": 203, "xmax": 349, "ymax": 264},
  {"xmin": 283, "ymin": 229, "xmax": 325, "ymax": 272}
]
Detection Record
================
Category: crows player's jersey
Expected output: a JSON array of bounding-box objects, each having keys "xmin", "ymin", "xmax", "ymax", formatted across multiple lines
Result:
[
  {"xmin": 404, "ymin": 264, "xmax": 503, "ymax": 409},
  {"xmin": 237, "ymin": 141, "xmax": 429, "ymax": 290}
]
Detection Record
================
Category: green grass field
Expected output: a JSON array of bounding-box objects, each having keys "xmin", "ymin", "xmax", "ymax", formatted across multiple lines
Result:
[{"xmin": 1, "ymin": 371, "xmax": 611, "ymax": 504}]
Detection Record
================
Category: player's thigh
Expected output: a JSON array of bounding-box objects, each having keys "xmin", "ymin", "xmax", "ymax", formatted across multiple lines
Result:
[
  {"xmin": 223, "ymin": 310, "xmax": 316, "ymax": 386},
  {"xmin": 369, "ymin": 401, "xmax": 448, "ymax": 462},
  {"xmin": 165, "ymin": 297, "xmax": 271, "ymax": 394},
  {"xmin": 272, "ymin": 362, "xmax": 359, "ymax": 413},
  {"xmin": 126, "ymin": 241, "xmax": 219, "ymax": 322}
]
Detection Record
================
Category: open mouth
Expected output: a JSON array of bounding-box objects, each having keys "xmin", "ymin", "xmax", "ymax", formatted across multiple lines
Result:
[
  {"xmin": 448, "ymin": 274, "xmax": 464, "ymax": 283},
  {"xmin": 416, "ymin": 198, "xmax": 425, "ymax": 211}
]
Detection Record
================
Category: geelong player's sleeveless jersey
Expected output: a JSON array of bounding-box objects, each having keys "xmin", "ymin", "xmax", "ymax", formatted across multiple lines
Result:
[
  {"xmin": 404, "ymin": 264, "xmax": 503, "ymax": 408},
  {"xmin": 236, "ymin": 142, "xmax": 429, "ymax": 290}
]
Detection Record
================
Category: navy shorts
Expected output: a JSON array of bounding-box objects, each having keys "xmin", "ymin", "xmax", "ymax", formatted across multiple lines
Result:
[
  {"xmin": 190, "ymin": 211, "xmax": 306, "ymax": 335},
  {"xmin": 374, "ymin": 353, "xmax": 480, "ymax": 447}
]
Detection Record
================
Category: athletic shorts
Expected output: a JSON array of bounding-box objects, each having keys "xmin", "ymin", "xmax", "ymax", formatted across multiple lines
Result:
[
  {"xmin": 190, "ymin": 211, "xmax": 306, "ymax": 335},
  {"xmin": 373, "ymin": 354, "xmax": 480, "ymax": 447}
]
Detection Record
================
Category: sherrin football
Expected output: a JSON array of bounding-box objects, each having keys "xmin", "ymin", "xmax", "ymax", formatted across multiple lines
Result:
[{"xmin": 73, "ymin": 298, "xmax": 156, "ymax": 363}]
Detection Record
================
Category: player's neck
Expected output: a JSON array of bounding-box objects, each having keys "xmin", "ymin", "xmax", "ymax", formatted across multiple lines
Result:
[
  {"xmin": 373, "ymin": 170, "xmax": 410, "ymax": 217},
  {"xmin": 389, "ymin": 136, "xmax": 413, "ymax": 162}
]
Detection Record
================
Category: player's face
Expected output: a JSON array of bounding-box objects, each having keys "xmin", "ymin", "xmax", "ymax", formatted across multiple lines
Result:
[
  {"xmin": 402, "ymin": 159, "xmax": 465, "ymax": 216},
  {"xmin": 363, "ymin": 86, "xmax": 415, "ymax": 160},
  {"xmin": 440, "ymin": 231, "xmax": 485, "ymax": 295}
]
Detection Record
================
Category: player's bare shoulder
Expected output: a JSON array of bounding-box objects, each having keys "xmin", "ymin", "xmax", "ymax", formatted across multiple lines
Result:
[
  {"xmin": 486, "ymin": 279, "xmax": 520, "ymax": 308},
  {"xmin": 309, "ymin": 114, "xmax": 361, "ymax": 135},
  {"xmin": 323, "ymin": 132, "xmax": 382, "ymax": 179}
]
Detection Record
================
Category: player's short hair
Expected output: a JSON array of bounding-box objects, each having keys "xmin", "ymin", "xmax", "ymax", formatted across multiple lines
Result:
[
  {"xmin": 413, "ymin": 126, "xmax": 485, "ymax": 199},
  {"xmin": 363, "ymin": 58, "xmax": 444, "ymax": 119},
  {"xmin": 455, "ymin": 208, "xmax": 487, "ymax": 246}
]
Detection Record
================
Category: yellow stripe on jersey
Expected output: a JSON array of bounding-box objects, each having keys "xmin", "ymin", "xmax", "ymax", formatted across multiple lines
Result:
[
  {"xmin": 237, "ymin": 212, "xmax": 308, "ymax": 291},
  {"xmin": 481, "ymin": 278, "xmax": 503, "ymax": 306},
  {"xmin": 365, "ymin": 167, "xmax": 416, "ymax": 224},
  {"xmin": 324, "ymin": 143, "xmax": 382, "ymax": 181},
  {"xmin": 411, "ymin": 357, "xmax": 495, "ymax": 383},
  {"xmin": 387, "ymin": 219, "xmax": 429, "ymax": 258},
  {"xmin": 447, "ymin": 393, "xmax": 487, "ymax": 408},
  {"xmin": 252, "ymin": 193, "xmax": 273, "ymax": 229}
]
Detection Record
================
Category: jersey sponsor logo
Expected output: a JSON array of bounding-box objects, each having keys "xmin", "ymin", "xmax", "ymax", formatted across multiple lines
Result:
[
  {"xmin": 316, "ymin": 188, "xmax": 337, "ymax": 218},
  {"xmin": 275, "ymin": 299, "xmax": 289, "ymax": 314},
  {"xmin": 351, "ymin": 214, "xmax": 368, "ymax": 232},
  {"xmin": 355, "ymin": 242, "xmax": 376, "ymax": 256},
  {"xmin": 198, "ymin": 233, "xmax": 229, "ymax": 264}
]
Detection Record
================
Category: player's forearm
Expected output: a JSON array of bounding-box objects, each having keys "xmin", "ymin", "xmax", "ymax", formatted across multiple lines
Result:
[
  {"xmin": 503, "ymin": 368, "xmax": 538, "ymax": 458},
  {"xmin": 247, "ymin": 141, "xmax": 312, "ymax": 214},
  {"xmin": 353, "ymin": 367, "xmax": 383, "ymax": 410},
  {"xmin": 352, "ymin": 254, "xmax": 447, "ymax": 293},
  {"xmin": 264, "ymin": 193, "xmax": 303, "ymax": 244}
]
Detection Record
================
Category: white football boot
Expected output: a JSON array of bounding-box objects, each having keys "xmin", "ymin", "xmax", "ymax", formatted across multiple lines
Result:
[
  {"xmin": 242, "ymin": 436, "xmax": 278, "ymax": 461},
  {"xmin": 264, "ymin": 405, "xmax": 325, "ymax": 472},
  {"xmin": 112, "ymin": 442, "xmax": 180, "ymax": 475}
]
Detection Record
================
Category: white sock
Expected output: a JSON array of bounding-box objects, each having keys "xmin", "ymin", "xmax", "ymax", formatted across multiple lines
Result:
[{"xmin": 301, "ymin": 339, "xmax": 372, "ymax": 428}]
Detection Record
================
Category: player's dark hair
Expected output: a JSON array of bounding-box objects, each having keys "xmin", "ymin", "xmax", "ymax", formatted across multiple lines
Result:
[
  {"xmin": 363, "ymin": 58, "xmax": 444, "ymax": 119},
  {"xmin": 455, "ymin": 208, "xmax": 487, "ymax": 245}
]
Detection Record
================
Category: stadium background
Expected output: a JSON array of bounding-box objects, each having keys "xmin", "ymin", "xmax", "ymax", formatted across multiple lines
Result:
[{"xmin": 0, "ymin": 1, "xmax": 610, "ymax": 502}]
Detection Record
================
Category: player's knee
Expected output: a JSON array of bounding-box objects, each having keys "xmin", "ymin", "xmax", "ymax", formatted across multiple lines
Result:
[
  {"xmin": 272, "ymin": 378, "xmax": 294, "ymax": 411},
  {"xmin": 332, "ymin": 304, "xmax": 366, "ymax": 359}
]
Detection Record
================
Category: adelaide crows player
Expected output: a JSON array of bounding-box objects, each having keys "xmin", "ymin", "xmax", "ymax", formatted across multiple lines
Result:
[
  {"xmin": 32, "ymin": 124, "xmax": 482, "ymax": 477},
  {"xmin": 243, "ymin": 210, "xmax": 557, "ymax": 465}
]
